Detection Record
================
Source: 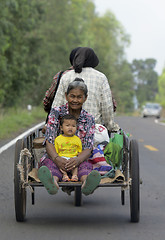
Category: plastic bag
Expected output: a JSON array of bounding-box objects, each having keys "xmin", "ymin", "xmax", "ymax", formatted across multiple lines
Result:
[{"xmin": 94, "ymin": 124, "xmax": 109, "ymax": 145}]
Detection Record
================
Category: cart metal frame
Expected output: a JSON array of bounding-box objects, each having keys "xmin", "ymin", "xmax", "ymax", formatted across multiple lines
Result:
[{"xmin": 14, "ymin": 127, "xmax": 140, "ymax": 222}]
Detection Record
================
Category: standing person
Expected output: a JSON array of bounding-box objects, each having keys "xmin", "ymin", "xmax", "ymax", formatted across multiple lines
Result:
[
  {"xmin": 54, "ymin": 114, "xmax": 82, "ymax": 182},
  {"xmin": 52, "ymin": 47, "xmax": 119, "ymax": 132},
  {"xmin": 38, "ymin": 78, "xmax": 101, "ymax": 195}
]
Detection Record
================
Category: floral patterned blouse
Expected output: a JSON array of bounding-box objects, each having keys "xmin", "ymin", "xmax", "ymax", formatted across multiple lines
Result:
[{"xmin": 41, "ymin": 103, "xmax": 95, "ymax": 162}]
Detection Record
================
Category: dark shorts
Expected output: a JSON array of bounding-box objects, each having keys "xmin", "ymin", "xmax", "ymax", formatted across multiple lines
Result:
[{"xmin": 39, "ymin": 158, "xmax": 93, "ymax": 181}]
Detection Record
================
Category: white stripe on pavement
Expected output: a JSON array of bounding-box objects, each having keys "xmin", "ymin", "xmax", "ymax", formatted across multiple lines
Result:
[
  {"xmin": 155, "ymin": 119, "xmax": 165, "ymax": 126},
  {"xmin": 0, "ymin": 122, "xmax": 45, "ymax": 154}
]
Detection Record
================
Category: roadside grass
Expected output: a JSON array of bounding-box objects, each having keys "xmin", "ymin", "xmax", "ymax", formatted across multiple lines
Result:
[
  {"xmin": 161, "ymin": 119, "xmax": 165, "ymax": 123},
  {"xmin": 115, "ymin": 110, "xmax": 141, "ymax": 117},
  {"xmin": 160, "ymin": 109, "xmax": 165, "ymax": 122},
  {"xmin": 0, "ymin": 106, "xmax": 46, "ymax": 140}
]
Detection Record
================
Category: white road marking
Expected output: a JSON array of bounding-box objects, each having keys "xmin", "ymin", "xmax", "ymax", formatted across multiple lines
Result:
[
  {"xmin": 155, "ymin": 119, "xmax": 165, "ymax": 126},
  {"xmin": 0, "ymin": 122, "xmax": 45, "ymax": 154}
]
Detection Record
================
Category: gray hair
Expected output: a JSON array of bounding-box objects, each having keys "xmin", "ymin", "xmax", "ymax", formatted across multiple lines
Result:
[{"xmin": 66, "ymin": 78, "xmax": 88, "ymax": 97}]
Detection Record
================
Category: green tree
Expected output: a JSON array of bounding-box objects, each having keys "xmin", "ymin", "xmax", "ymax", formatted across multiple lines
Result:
[
  {"xmin": 112, "ymin": 61, "xmax": 134, "ymax": 112},
  {"xmin": 0, "ymin": 0, "xmax": 43, "ymax": 107},
  {"xmin": 156, "ymin": 68, "xmax": 165, "ymax": 107},
  {"xmin": 89, "ymin": 11, "xmax": 133, "ymax": 112},
  {"xmin": 0, "ymin": 0, "xmax": 135, "ymax": 113},
  {"xmin": 36, "ymin": 0, "xmax": 97, "ymax": 95},
  {"xmin": 131, "ymin": 59, "xmax": 158, "ymax": 107}
]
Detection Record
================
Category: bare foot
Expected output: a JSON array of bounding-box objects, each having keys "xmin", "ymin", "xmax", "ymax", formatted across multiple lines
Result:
[
  {"xmin": 53, "ymin": 176, "xmax": 60, "ymax": 189},
  {"xmin": 70, "ymin": 175, "xmax": 78, "ymax": 182},
  {"xmin": 61, "ymin": 175, "xmax": 70, "ymax": 182}
]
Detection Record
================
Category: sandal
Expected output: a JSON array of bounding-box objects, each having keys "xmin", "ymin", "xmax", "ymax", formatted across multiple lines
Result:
[
  {"xmin": 38, "ymin": 166, "xmax": 58, "ymax": 195},
  {"xmin": 62, "ymin": 175, "xmax": 70, "ymax": 182},
  {"xmin": 81, "ymin": 170, "xmax": 101, "ymax": 196},
  {"xmin": 70, "ymin": 175, "xmax": 78, "ymax": 182}
]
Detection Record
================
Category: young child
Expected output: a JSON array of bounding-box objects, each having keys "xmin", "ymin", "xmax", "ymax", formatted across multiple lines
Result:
[{"xmin": 54, "ymin": 114, "xmax": 82, "ymax": 182}]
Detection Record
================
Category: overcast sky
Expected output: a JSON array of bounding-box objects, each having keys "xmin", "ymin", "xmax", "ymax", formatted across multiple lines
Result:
[{"xmin": 94, "ymin": 0, "xmax": 165, "ymax": 75}]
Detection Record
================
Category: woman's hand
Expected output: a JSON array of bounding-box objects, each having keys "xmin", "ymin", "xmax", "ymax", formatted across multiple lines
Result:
[
  {"xmin": 54, "ymin": 156, "xmax": 68, "ymax": 172},
  {"xmin": 64, "ymin": 157, "xmax": 80, "ymax": 171},
  {"xmin": 65, "ymin": 149, "xmax": 92, "ymax": 171}
]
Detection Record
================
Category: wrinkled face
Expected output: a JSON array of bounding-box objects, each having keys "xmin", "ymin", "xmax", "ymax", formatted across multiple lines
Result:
[
  {"xmin": 65, "ymin": 88, "xmax": 87, "ymax": 111},
  {"xmin": 61, "ymin": 119, "xmax": 77, "ymax": 137}
]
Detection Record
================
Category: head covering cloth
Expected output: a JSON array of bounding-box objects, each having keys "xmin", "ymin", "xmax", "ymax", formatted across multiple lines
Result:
[
  {"xmin": 73, "ymin": 47, "xmax": 99, "ymax": 73},
  {"xmin": 69, "ymin": 47, "xmax": 81, "ymax": 65}
]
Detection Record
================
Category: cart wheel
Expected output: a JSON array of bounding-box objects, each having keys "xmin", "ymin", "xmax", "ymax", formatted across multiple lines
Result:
[
  {"xmin": 129, "ymin": 139, "xmax": 140, "ymax": 222},
  {"xmin": 74, "ymin": 186, "xmax": 82, "ymax": 206},
  {"xmin": 14, "ymin": 139, "xmax": 27, "ymax": 222}
]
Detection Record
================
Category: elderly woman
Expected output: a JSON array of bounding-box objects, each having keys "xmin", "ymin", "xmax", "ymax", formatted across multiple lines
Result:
[{"xmin": 38, "ymin": 78, "xmax": 101, "ymax": 195}]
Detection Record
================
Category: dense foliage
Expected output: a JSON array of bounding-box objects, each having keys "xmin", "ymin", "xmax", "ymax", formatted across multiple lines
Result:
[
  {"xmin": 0, "ymin": 0, "xmax": 160, "ymax": 113},
  {"xmin": 156, "ymin": 68, "xmax": 165, "ymax": 107},
  {"xmin": 131, "ymin": 59, "xmax": 158, "ymax": 107},
  {"xmin": 0, "ymin": 0, "xmax": 43, "ymax": 106}
]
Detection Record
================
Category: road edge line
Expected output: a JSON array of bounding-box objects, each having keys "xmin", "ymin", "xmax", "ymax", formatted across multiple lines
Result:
[{"xmin": 0, "ymin": 122, "xmax": 45, "ymax": 154}]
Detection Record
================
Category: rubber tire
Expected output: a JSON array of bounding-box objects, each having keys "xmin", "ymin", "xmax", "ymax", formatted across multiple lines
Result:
[
  {"xmin": 129, "ymin": 139, "xmax": 140, "ymax": 222},
  {"xmin": 14, "ymin": 139, "xmax": 27, "ymax": 222},
  {"xmin": 74, "ymin": 186, "xmax": 82, "ymax": 206}
]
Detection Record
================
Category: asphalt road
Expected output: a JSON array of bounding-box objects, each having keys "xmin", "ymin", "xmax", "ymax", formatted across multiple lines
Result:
[{"xmin": 0, "ymin": 116, "xmax": 165, "ymax": 240}]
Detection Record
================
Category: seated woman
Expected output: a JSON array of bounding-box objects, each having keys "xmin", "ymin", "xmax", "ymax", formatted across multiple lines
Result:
[{"xmin": 38, "ymin": 78, "xmax": 101, "ymax": 195}]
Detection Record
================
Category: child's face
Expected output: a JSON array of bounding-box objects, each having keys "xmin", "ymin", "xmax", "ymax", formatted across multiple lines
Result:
[{"xmin": 61, "ymin": 119, "xmax": 77, "ymax": 137}]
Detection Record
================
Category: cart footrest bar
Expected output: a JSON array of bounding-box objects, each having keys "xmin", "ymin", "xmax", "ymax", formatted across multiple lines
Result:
[{"xmin": 29, "ymin": 181, "xmax": 129, "ymax": 188}]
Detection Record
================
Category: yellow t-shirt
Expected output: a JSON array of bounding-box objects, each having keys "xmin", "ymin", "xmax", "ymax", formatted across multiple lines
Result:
[{"xmin": 54, "ymin": 135, "xmax": 82, "ymax": 158}]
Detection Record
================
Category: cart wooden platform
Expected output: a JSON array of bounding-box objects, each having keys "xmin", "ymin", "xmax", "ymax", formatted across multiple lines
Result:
[{"xmin": 14, "ymin": 127, "xmax": 140, "ymax": 222}]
